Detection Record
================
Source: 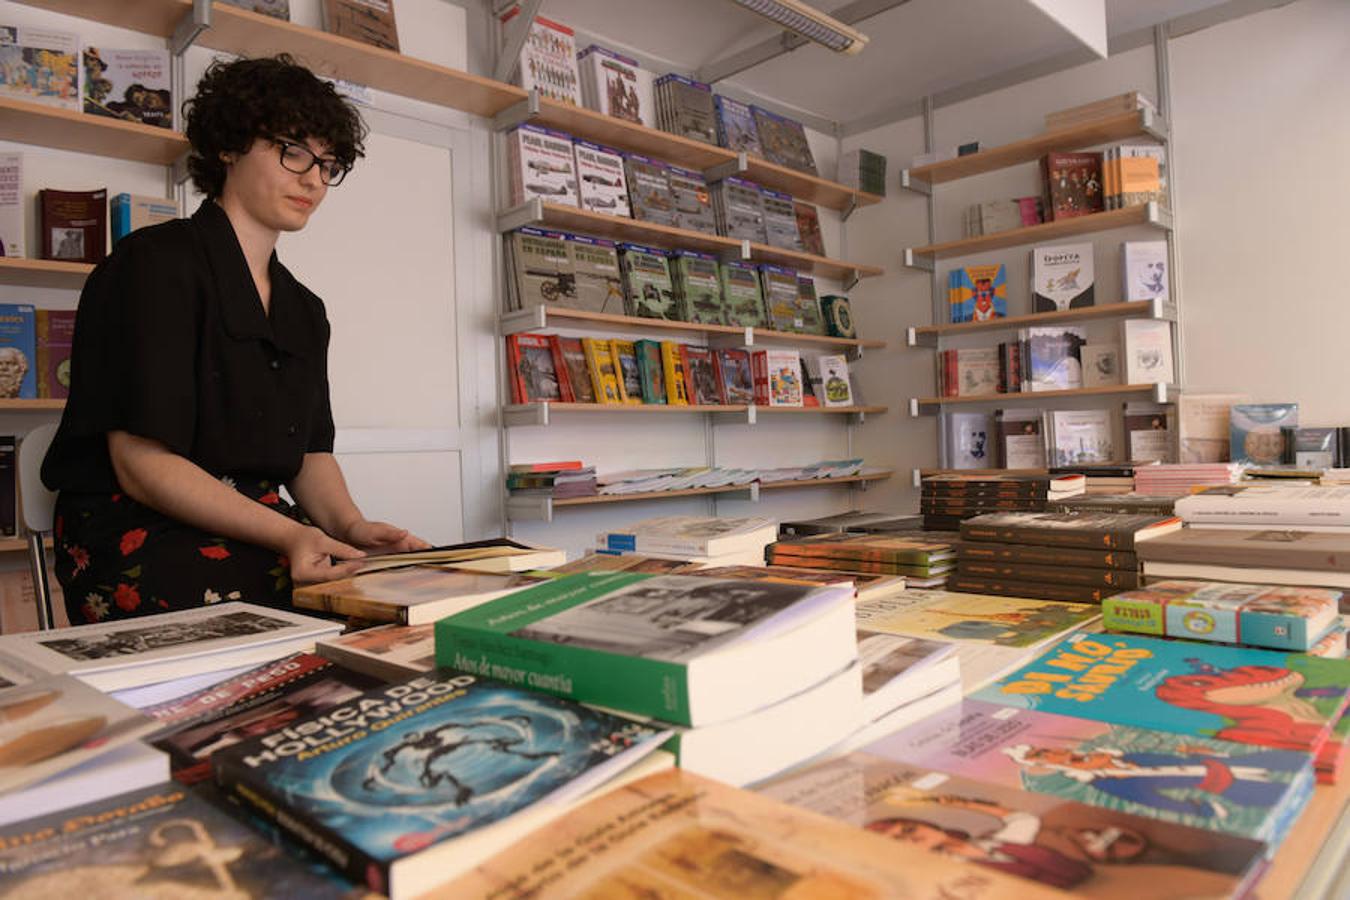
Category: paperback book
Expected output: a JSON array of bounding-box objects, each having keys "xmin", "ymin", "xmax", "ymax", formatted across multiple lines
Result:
[
  {"xmin": 505, "ymin": 332, "xmax": 563, "ymax": 403},
  {"xmin": 110, "ymin": 193, "xmax": 176, "ymax": 244},
  {"xmin": 667, "ymin": 165, "xmax": 716, "ymax": 233},
  {"xmin": 576, "ymin": 44, "xmax": 652, "ymax": 125},
  {"xmin": 293, "ymin": 566, "xmax": 548, "ymax": 625},
  {"xmin": 751, "ymin": 105, "xmax": 817, "ymax": 174},
  {"xmin": 712, "ymin": 347, "xmax": 754, "ymax": 405},
  {"xmin": 634, "ymin": 338, "xmax": 666, "ymax": 404},
  {"xmin": 0, "ymin": 153, "xmax": 19, "ymax": 258},
  {"xmin": 760, "ymin": 187, "xmax": 802, "ymax": 251},
  {"xmin": 0, "ymin": 24, "xmax": 77, "ymax": 110},
  {"xmin": 751, "ymin": 347, "xmax": 803, "ymax": 407},
  {"xmin": 81, "ymin": 47, "xmax": 171, "ymax": 128},
  {"xmin": 1121, "ymin": 319, "xmax": 1174, "ymax": 385},
  {"xmin": 709, "ymin": 176, "xmax": 767, "ymax": 242},
  {"xmin": 670, "ymin": 249, "xmax": 722, "ymax": 323},
  {"xmin": 655, "ymin": 74, "xmax": 716, "ymax": 144},
  {"xmin": 0, "ymin": 303, "xmax": 36, "ymax": 399},
  {"xmin": 719, "ymin": 259, "xmax": 766, "ymax": 326},
  {"xmin": 622, "ymin": 153, "xmax": 676, "ymax": 227},
  {"xmin": 960, "ymin": 511, "xmax": 1181, "ymax": 550},
  {"xmin": 760, "ymin": 264, "xmax": 802, "ymax": 332},
  {"xmin": 1122, "ymin": 240, "xmax": 1169, "ymax": 304},
  {"xmin": 679, "ymin": 345, "xmax": 721, "ymax": 406},
  {"xmin": 555, "ymin": 336, "xmax": 595, "ymax": 402},
  {"xmin": 1049, "ymin": 408, "xmax": 1113, "ymax": 466},
  {"xmin": 572, "ymin": 140, "xmax": 630, "ymax": 216},
  {"xmin": 38, "ymin": 188, "xmax": 107, "ymax": 264},
  {"xmin": 611, "ymin": 338, "xmax": 644, "ymax": 404},
  {"xmin": 321, "ymin": 0, "xmax": 399, "ymax": 51},
  {"xmin": 502, "ymin": 8, "xmax": 578, "ymax": 104},
  {"xmin": 1042, "ymin": 152, "xmax": 1103, "ymax": 220},
  {"xmin": 794, "ymin": 200, "xmax": 825, "ymax": 256},
  {"xmin": 618, "ymin": 243, "xmax": 678, "ymax": 320},
  {"xmin": 316, "ymin": 624, "xmax": 436, "ymax": 682},
  {"xmin": 564, "ymin": 232, "xmax": 624, "ymax": 312},
  {"xmin": 949, "ymin": 263, "xmax": 1008, "ymax": 322},
  {"xmin": 505, "ymin": 124, "xmax": 578, "ymax": 208},
  {"xmin": 1025, "ymin": 326, "xmax": 1086, "ymax": 391},
  {"xmin": 1229, "ymin": 402, "xmax": 1297, "ymax": 466},
  {"xmin": 1031, "ymin": 243, "xmax": 1095, "ymax": 312},
  {"xmin": 712, "ymin": 93, "xmax": 761, "ymax": 154}
]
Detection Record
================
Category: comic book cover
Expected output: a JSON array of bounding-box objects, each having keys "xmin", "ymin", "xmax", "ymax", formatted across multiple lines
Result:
[
  {"xmin": 950, "ymin": 264, "xmax": 1008, "ymax": 323},
  {"xmin": 866, "ymin": 699, "xmax": 1314, "ymax": 844}
]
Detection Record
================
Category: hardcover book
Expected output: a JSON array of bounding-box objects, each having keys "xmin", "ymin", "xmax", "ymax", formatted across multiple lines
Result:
[
  {"xmin": 317, "ymin": 623, "xmax": 436, "ymax": 682},
  {"xmin": 712, "ymin": 348, "xmax": 754, "ymax": 405},
  {"xmin": 667, "ymin": 165, "xmax": 716, "ymax": 234},
  {"xmin": 1101, "ymin": 580, "xmax": 1340, "ymax": 651},
  {"xmin": 1043, "ymin": 151, "xmax": 1103, "ymax": 220},
  {"xmin": 434, "ymin": 571, "xmax": 855, "ymax": 726},
  {"xmin": 0, "ymin": 24, "xmax": 77, "ymax": 110},
  {"xmin": 81, "ymin": 47, "xmax": 171, "ymax": 128},
  {"xmin": 751, "ymin": 105, "xmax": 818, "ymax": 174},
  {"xmin": 670, "ymin": 249, "xmax": 722, "ymax": 323},
  {"xmin": 718, "ymin": 259, "xmax": 766, "ymax": 326},
  {"xmin": 572, "ymin": 140, "xmax": 630, "ymax": 216},
  {"xmin": 506, "ymin": 124, "xmax": 578, "ymax": 208},
  {"xmin": 505, "ymin": 332, "xmax": 563, "ymax": 403},
  {"xmin": 38, "ymin": 188, "xmax": 107, "ymax": 264},
  {"xmin": 576, "ymin": 44, "xmax": 652, "ymax": 126},
  {"xmin": 502, "ymin": 7, "xmax": 578, "ymax": 103},
  {"xmin": 321, "ymin": 0, "xmax": 399, "ymax": 51},
  {"xmin": 0, "ymin": 152, "xmax": 19, "ymax": 258},
  {"xmin": 293, "ymin": 566, "xmax": 549, "ymax": 626},
  {"xmin": 35, "ymin": 308, "xmax": 75, "ymax": 399},
  {"xmin": 610, "ymin": 338, "xmax": 644, "ymax": 404},
  {"xmin": 762, "ymin": 751, "xmax": 1270, "ymax": 899},
  {"xmin": 867, "ymin": 698, "xmax": 1314, "ymax": 844},
  {"xmin": 1031, "ymin": 243, "xmax": 1095, "ymax": 311},
  {"xmin": 618, "ymin": 243, "xmax": 678, "ymax": 320},
  {"xmin": 0, "ymin": 303, "xmax": 36, "ymax": 399},
  {"xmin": 622, "ymin": 153, "xmax": 676, "ymax": 227},
  {"xmin": 713, "ymin": 93, "xmax": 761, "ymax": 154},
  {"xmin": 976, "ymin": 632, "xmax": 1350, "ymax": 757},
  {"xmin": 212, "ymin": 670, "xmax": 670, "ymax": 899}
]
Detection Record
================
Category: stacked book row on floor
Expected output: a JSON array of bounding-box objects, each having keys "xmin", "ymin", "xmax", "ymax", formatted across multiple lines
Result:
[
  {"xmin": 503, "ymin": 226, "xmax": 856, "ymax": 334},
  {"xmin": 1, "ymin": 514, "xmax": 1347, "ymax": 897},
  {"xmin": 506, "ymin": 332, "xmax": 861, "ymax": 409}
]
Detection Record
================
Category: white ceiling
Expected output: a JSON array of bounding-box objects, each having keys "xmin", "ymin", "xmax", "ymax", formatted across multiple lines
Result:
[{"xmin": 538, "ymin": 0, "xmax": 1246, "ymax": 128}]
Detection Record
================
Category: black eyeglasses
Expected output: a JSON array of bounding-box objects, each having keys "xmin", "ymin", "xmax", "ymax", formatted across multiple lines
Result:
[{"xmin": 270, "ymin": 136, "xmax": 350, "ymax": 186}]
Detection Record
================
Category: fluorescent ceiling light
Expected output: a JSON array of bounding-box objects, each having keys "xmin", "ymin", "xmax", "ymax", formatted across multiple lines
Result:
[{"xmin": 729, "ymin": 0, "xmax": 870, "ymax": 55}]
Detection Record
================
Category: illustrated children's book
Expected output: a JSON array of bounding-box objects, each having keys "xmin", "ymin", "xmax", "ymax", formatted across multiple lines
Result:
[
  {"xmin": 761, "ymin": 751, "xmax": 1271, "ymax": 899},
  {"xmin": 856, "ymin": 591, "xmax": 1100, "ymax": 650},
  {"xmin": 975, "ymin": 632, "xmax": 1350, "ymax": 757},
  {"xmin": 866, "ymin": 698, "xmax": 1314, "ymax": 844},
  {"xmin": 212, "ymin": 670, "xmax": 670, "ymax": 899},
  {"xmin": 81, "ymin": 48, "xmax": 171, "ymax": 128},
  {"xmin": 0, "ymin": 24, "xmax": 78, "ymax": 110},
  {"xmin": 949, "ymin": 264, "xmax": 1008, "ymax": 323}
]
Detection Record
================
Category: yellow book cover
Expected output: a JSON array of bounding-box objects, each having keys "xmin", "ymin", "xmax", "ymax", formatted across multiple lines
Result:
[
  {"xmin": 609, "ymin": 338, "xmax": 643, "ymax": 405},
  {"xmin": 429, "ymin": 769, "xmax": 1066, "ymax": 899},
  {"xmin": 660, "ymin": 340, "xmax": 689, "ymax": 405},
  {"xmin": 1119, "ymin": 155, "xmax": 1161, "ymax": 205},
  {"xmin": 582, "ymin": 336, "xmax": 622, "ymax": 404}
]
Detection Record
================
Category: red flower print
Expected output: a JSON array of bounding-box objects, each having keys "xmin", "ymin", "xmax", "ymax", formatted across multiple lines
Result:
[
  {"xmin": 258, "ymin": 491, "xmax": 281, "ymax": 505},
  {"xmin": 120, "ymin": 528, "xmax": 148, "ymax": 556},
  {"xmin": 113, "ymin": 583, "xmax": 141, "ymax": 612},
  {"xmin": 69, "ymin": 545, "xmax": 90, "ymax": 573},
  {"xmin": 111, "ymin": 493, "xmax": 122, "ymax": 502},
  {"xmin": 199, "ymin": 545, "xmax": 231, "ymax": 560}
]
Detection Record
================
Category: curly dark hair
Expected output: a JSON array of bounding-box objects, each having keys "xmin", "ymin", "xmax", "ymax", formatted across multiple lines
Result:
[{"xmin": 183, "ymin": 54, "xmax": 367, "ymax": 198}]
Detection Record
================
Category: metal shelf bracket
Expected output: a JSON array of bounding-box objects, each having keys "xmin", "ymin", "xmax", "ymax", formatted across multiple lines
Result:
[
  {"xmin": 492, "ymin": 90, "xmax": 542, "ymax": 132},
  {"xmin": 170, "ymin": 0, "xmax": 212, "ymax": 56}
]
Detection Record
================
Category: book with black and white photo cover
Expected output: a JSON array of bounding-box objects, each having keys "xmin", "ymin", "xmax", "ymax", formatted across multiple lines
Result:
[
  {"xmin": 713, "ymin": 93, "xmax": 761, "ymax": 154},
  {"xmin": 0, "ymin": 24, "xmax": 78, "ymax": 110},
  {"xmin": 294, "ymin": 566, "xmax": 550, "ymax": 626},
  {"xmin": 321, "ymin": 0, "xmax": 399, "ymax": 51},
  {"xmin": 576, "ymin": 44, "xmax": 652, "ymax": 126},
  {"xmin": 670, "ymin": 249, "xmax": 723, "ymax": 323},
  {"xmin": 1049, "ymin": 409, "xmax": 1116, "ymax": 466},
  {"xmin": 81, "ymin": 47, "xmax": 171, "ymax": 128},
  {"xmin": 212, "ymin": 669, "xmax": 671, "ymax": 899},
  {"xmin": 759, "ymin": 187, "xmax": 803, "ymax": 251},
  {"xmin": 1122, "ymin": 239, "xmax": 1169, "ymax": 304},
  {"xmin": 618, "ymin": 243, "xmax": 678, "ymax": 320},
  {"xmin": 1031, "ymin": 242, "xmax": 1094, "ymax": 311},
  {"xmin": 1080, "ymin": 343, "xmax": 1121, "ymax": 388},
  {"xmin": 654, "ymin": 74, "xmax": 717, "ymax": 144},
  {"xmin": 507, "ymin": 226, "xmax": 570, "ymax": 311},
  {"xmin": 719, "ymin": 259, "xmax": 766, "ymax": 327},
  {"xmin": 945, "ymin": 411, "xmax": 993, "ymax": 469},
  {"xmin": 38, "ymin": 189, "xmax": 107, "ymax": 264},
  {"xmin": 709, "ymin": 176, "xmax": 767, "ymax": 242},
  {"xmin": 572, "ymin": 140, "xmax": 629, "ymax": 217},
  {"xmin": 501, "ymin": 6, "xmax": 579, "ymax": 104},
  {"xmin": 760, "ymin": 263, "xmax": 802, "ymax": 332},
  {"xmin": 802, "ymin": 354, "xmax": 854, "ymax": 408},
  {"xmin": 1023, "ymin": 326, "xmax": 1086, "ymax": 391},
  {"xmin": 0, "ymin": 603, "xmax": 341, "ymax": 691},
  {"xmin": 622, "ymin": 153, "xmax": 676, "ymax": 227},
  {"xmin": 1124, "ymin": 401, "xmax": 1174, "ymax": 463},
  {"xmin": 0, "ymin": 153, "xmax": 20, "ymax": 259},
  {"xmin": 565, "ymin": 232, "xmax": 624, "ymax": 313},
  {"xmin": 666, "ymin": 165, "xmax": 716, "ymax": 234},
  {"xmin": 505, "ymin": 124, "xmax": 578, "ymax": 208},
  {"xmin": 435, "ymin": 570, "xmax": 855, "ymax": 726},
  {"xmin": 1121, "ymin": 318, "xmax": 1175, "ymax": 385},
  {"xmin": 751, "ymin": 105, "xmax": 818, "ymax": 174}
]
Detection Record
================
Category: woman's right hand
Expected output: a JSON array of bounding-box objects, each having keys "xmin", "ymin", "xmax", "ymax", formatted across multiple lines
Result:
[{"xmin": 285, "ymin": 525, "xmax": 366, "ymax": 585}]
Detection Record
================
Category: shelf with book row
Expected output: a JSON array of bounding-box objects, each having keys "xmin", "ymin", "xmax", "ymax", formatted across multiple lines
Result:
[
  {"xmin": 909, "ymin": 382, "xmax": 1171, "ymax": 416},
  {"xmin": 16, "ymin": 1, "xmax": 880, "ymax": 215},
  {"xmin": 500, "ymin": 306, "xmax": 885, "ymax": 354},
  {"xmin": 502, "ymin": 401, "xmax": 886, "ymax": 428},
  {"xmin": 0, "ymin": 258, "xmax": 93, "ymax": 290},
  {"xmin": 498, "ymin": 199, "xmax": 883, "ymax": 286},
  {"xmin": 0, "ymin": 96, "xmax": 189, "ymax": 166},
  {"xmin": 506, "ymin": 470, "xmax": 894, "ymax": 522},
  {"xmin": 906, "ymin": 299, "xmax": 1168, "ymax": 347}
]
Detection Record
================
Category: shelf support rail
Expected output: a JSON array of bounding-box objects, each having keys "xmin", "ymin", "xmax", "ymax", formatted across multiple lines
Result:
[
  {"xmin": 493, "ymin": 0, "xmax": 545, "ymax": 85},
  {"xmin": 170, "ymin": 0, "xmax": 213, "ymax": 56}
]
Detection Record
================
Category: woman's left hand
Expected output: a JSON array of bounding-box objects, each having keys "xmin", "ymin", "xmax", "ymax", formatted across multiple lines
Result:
[{"xmin": 346, "ymin": 519, "xmax": 432, "ymax": 553}]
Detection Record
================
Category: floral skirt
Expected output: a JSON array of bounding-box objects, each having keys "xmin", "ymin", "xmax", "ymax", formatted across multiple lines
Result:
[{"xmin": 54, "ymin": 478, "xmax": 307, "ymax": 625}]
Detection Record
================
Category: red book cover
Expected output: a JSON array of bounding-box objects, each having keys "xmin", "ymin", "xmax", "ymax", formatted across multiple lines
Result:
[
  {"xmin": 39, "ymin": 188, "xmax": 107, "ymax": 263},
  {"xmin": 1043, "ymin": 152, "xmax": 1103, "ymax": 220},
  {"xmin": 751, "ymin": 349, "xmax": 769, "ymax": 405},
  {"xmin": 547, "ymin": 335, "xmax": 575, "ymax": 402},
  {"xmin": 36, "ymin": 309, "xmax": 76, "ymax": 399},
  {"xmin": 505, "ymin": 333, "xmax": 563, "ymax": 404}
]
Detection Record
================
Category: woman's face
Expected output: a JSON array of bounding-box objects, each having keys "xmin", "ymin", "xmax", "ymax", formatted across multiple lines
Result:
[{"xmin": 222, "ymin": 134, "xmax": 330, "ymax": 233}]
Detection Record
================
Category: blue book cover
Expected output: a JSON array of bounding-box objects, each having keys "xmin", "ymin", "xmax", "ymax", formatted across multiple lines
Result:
[
  {"xmin": 0, "ymin": 303, "xmax": 37, "ymax": 398},
  {"xmin": 975, "ymin": 632, "xmax": 1350, "ymax": 755},
  {"xmin": 713, "ymin": 94, "xmax": 761, "ymax": 155},
  {"xmin": 212, "ymin": 670, "xmax": 669, "ymax": 897},
  {"xmin": 950, "ymin": 264, "xmax": 1008, "ymax": 322}
]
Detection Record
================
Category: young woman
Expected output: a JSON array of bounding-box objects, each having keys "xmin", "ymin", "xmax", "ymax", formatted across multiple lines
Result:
[{"xmin": 42, "ymin": 55, "xmax": 427, "ymax": 625}]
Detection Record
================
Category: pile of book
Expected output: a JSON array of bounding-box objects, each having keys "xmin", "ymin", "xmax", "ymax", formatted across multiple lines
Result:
[
  {"xmin": 961, "ymin": 196, "xmax": 1043, "ymax": 236},
  {"xmin": 919, "ymin": 473, "xmax": 1084, "ymax": 531},
  {"xmin": 1133, "ymin": 461, "xmax": 1243, "ymax": 495},
  {"xmin": 594, "ymin": 514, "xmax": 779, "ymax": 567},
  {"xmin": 506, "ymin": 460, "xmax": 597, "ymax": 499},
  {"xmin": 952, "ymin": 510, "xmax": 1181, "ymax": 602},
  {"xmin": 765, "ymin": 532, "xmax": 957, "ymax": 588},
  {"xmin": 593, "ymin": 459, "xmax": 871, "ymax": 496},
  {"xmin": 778, "ymin": 510, "xmax": 923, "ymax": 536},
  {"xmin": 1051, "ymin": 462, "xmax": 1138, "ymax": 494},
  {"xmin": 1049, "ymin": 491, "xmax": 1176, "ymax": 515}
]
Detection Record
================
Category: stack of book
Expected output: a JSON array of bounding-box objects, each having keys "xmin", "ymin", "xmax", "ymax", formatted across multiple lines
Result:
[
  {"xmin": 1050, "ymin": 463, "xmax": 1136, "ymax": 495},
  {"xmin": 953, "ymin": 511, "xmax": 1182, "ymax": 602},
  {"xmin": 506, "ymin": 460, "xmax": 598, "ymax": 498},
  {"xmin": 1049, "ymin": 492, "xmax": 1176, "ymax": 515},
  {"xmin": 1134, "ymin": 462, "xmax": 1244, "ymax": 496},
  {"xmin": 1135, "ymin": 526, "xmax": 1350, "ymax": 595},
  {"xmin": 594, "ymin": 515, "xmax": 778, "ymax": 566},
  {"xmin": 1174, "ymin": 483, "xmax": 1350, "ymax": 530},
  {"xmin": 1044, "ymin": 90, "xmax": 1157, "ymax": 131},
  {"xmin": 778, "ymin": 510, "xmax": 924, "ymax": 536},
  {"xmin": 920, "ymin": 473, "xmax": 1085, "ymax": 531},
  {"xmin": 765, "ymin": 532, "xmax": 957, "ymax": 587},
  {"xmin": 838, "ymin": 147, "xmax": 886, "ymax": 196}
]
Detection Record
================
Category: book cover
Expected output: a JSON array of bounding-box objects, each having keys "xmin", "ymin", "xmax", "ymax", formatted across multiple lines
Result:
[
  {"xmin": 820, "ymin": 294, "xmax": 855, "ymax": 338},
  {"xmin": 81, "ymin": 47, "xmax": 171, "ymax": 128},
  {"xmin": 572, "ymin": 140, "xmax": 630, "ymax": 216},
  {"xmin": 576, "ymin": 45, "xmax": 650, "ymax": 125},
  {"xmin": 212, "ymin": 670, "xmax": 669, "ymax": 898},
  {"xmin": 866, "ymin": 699, "xmax": 1314, "ymax": 844},
  {"xmin": 1124, "ymin": 401, "xmax": 1172, "ymax": 462},
  {"xmin": 718, "ymin": 259, "xmax": 765, "ymax": 327},
  {"xmin": 759, "ymin": 187, "xmax": 802, "ymax": 251},
  {"xmin": 0, "ymin": 25, "xmax": 77, "ymax": 110},
  {"xmin": 769, "ymin": 533, "xmax": 955, "ymax": 566},
  {"xmin": 618, "ymin": 243, "xmax": 677, "ymax": 320},
  {"xmin": 1178, "ymin": 393, "xmax": 1248, "ymax": 463},
  {"xmin": 759, "ymin": 264, "xmax": 802, "ymax": 332},
  {"xmin": 655, "ymin": 74, "xmax": 716, "ymax": 145},
  {"xmin": 553, "ymin": 336, "xmax": 595, "ymax": 403},
  {"xmin": 957, "ymin": 561, "xmax": 1139, "ymax": 589},
  {"xmin": 1080, "ymin": 343, "xmax": 1120, "ymax": 388},
  {"xmin": 960, "ymin": 512, "xmax": 1180, "ymax": 550},
  {"xmin": 958, "ymin": 542, "xmax": 1139, "ymax": 570},
  {"xmin": 141, "ymin": 652, "xmax": 323, "ymax": 730},
  {"xmin": 609, "ymin": 338, "xmax": 644, "ymax": 404},
  {"xmin": 633, "ymin": 338, "xmax": 666, "ymax": 405},
  {"xmin": 0, "ymin": 152, "xmax": 22, "ymax": 258},
  {"xmin": 793, "ymin": 200, "xmax": 825, "ymax": 256},
  {"xmin": 951, "ymin": 264, "xmax": 1008, "ymax": 322},
  {"xmin": 321, "ymin": 0, "xmax": 399, "ymax": 51},
  {"xmin": 1229, "ymin": 402, "xmax": 1297, "ymax": 466},
  {"xmin": 760, "ymin": 348, "xmax": 803, "ymax": 407},
  {"xmin": 679, "ymin": 345, "xmax": 721, "ymax": 406},
  {"xmin": 502, "ymin": 9, "xmax": 578, "ymax": 103},
  {"xmin": 1043, "ymin": 152, "xmax": 1103, "ymax": 220},
  {"xmin": 110, "ymin": 193, "xmax": 176, "ymax": 244},
  {"xmin": 564, "ymin": 233, "xmax": 624, "ymax": 313},
  {"xmin": 751, "ymin": 105, "xmax": 818, "ymax": 174},
  {"xmin": 793, "ymin": 275, "xmax": 825, "ymax": 334},
  {"xmin": 659, "ymin": 340, "xmax": 688, "ymax": 405},
  {"xmin": 856, "ymin": 591, "xmax": 1099, "ymax": 649},
  {"xmin": 667, "ymin": 165, "xmax": 715, "ymax": 234},
  {"xmin": 506, "ymin": 124, "xmax": 578, "ymax": 208},
  {"xmin": 0, "ymin": 303, "xmax": 36, "ymax": 398},
  {"xmin": 505, "ymin": 332, "xmax": 562, "ymax": 404},
  {"xmin": 35, "ymin": 308, "xmax": 75, "ymax": 399},
  {"xmin": 944, "ymin": 411, "xmax": 992, "ymax": 469},
  {"xmin": 712, "ymin": 93, "xmax": 761, "ymax": 154},
  {"xmin": 38, "ymin": 188, "xmax": 107, "ymax": 264},
  {"xmin": 1121, "ymin": 319, "xmax": 1174, "ymax": 385},
  {"xmin": 317, "ymin": 623, "xmax": 436, "ymax": 682},
  {"xmin": 508, "ymin": 226, "xmax": 571, "ymax": 310},
  {"xmin": 975, "ymin": 632, "xmax": 1350, "ymax": 756},
  {"xmin": 1050, "ymin": 409, "xmax": 1113, "ymax": 465},
  {"xmin": 1025, "ymin": 326, "xmax": 1086, "ymax": 391},
  {"xmin": 622, "ymin": 153, "xmax": 676, "ymax": 226},
  {"xmin": 220, "ymin": 0, "xmax": 292, "ymax": 18},
  {"xmin": 580, "ymin": 336, "xmax": 621, "ymax": 404},
  {"xmin": 762, "ymin": 751, "xmax": 1270, "ymax": 898},
  {"xmin": 1122, "ymin": 240, "xmax": 1169, "ymax": 304},
  {"xmin": 1031, "ymin": 243, "xmax": 1094, "ymax": 312},
  {"xmin": 712, "ymin": 348, "xmax": 754, "ymax": 405},
  {"xmin": 709, "ymin": 176, "xmax": 766, "ymax": 243},
  {"xmin": 293, "ymin": 567, "xmax": 548, "ymax": 626},
  {"xmin": 1137, "ymin": 526, "xmax": 1350, "ymax": 572},
  {"xmin": 997, "ymin": 409, "xmax": 1047, "ymax": 469},
  {"xmin": 670, "ymin": 249, "xmax": 722, "ymax": 324}
]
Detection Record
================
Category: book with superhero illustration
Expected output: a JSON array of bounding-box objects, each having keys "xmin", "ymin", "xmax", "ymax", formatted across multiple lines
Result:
[
  {"xmin": 865, "ymin": 698, "xmax": 1314, "ymax": 845},
  {"xmin": 760, "ymin": 751, "xmax": 1270, "ymax": 899},
  {"xmin": 212, "ymin": 670, "xmax": 671, "ymax": 899},
  {"xmin": 975, "ymin": 632, "xmax": 1350, "ymax": 758}
]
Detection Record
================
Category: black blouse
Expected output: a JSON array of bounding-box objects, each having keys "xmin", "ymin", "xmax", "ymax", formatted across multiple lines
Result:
[{"xmin": 42, "ymin": 200, "xmax": 336, "ymax": 493}]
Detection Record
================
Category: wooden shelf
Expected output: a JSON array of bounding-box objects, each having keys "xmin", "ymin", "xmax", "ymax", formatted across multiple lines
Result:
[
  {"xmin": 503, "ymin": 401, "xmax": 886, "ymax": 426},
  {"xmin": 908, "ymin": 300, "xmax": 1164, "ymax": 347},
  {"xmin": 757, "ymin": 405, "xmax": 887, "ymax": 415},
  {"xmin": 500, "ymin": 306, "xmax": 885, "ymax": 351},
  {"xmin": 905, "ymin": 203, "xmax": 1171, "ymax": 265},
  {"xmin": 905, "ymin": 110, "xmax": 1167, "ymax": 187},
  {"xmin": 911, "ymin": 384, "xmax": 1169, "ymax": 414},
  {"xmin": 499, "ymin": 201, "xmax": 883, "ymax": 283},
  {"xmin": 0, "ymin": 96, "xmax": 189, "ymax": 165},
  {"xmin": 0, "ymin": 399, "xmax": 66, "ymax": 411},
  {"xmin": 0, "ymin": 257, "xmax": 93, "ymax": 289},
  {"xmin": 759, "ymin": 471, "xmax": 892, "ymax": 490}
]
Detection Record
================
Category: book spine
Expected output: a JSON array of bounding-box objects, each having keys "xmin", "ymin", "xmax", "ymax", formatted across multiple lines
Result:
[
  {"xmin": 1174, "ymin": 499, "xmax": 1350, "ymax": 527},
  {"xmin": 214, "ymin": 753, "xmax": 389, "ymax": 893},
  {"xmin": 959, "ymin": 522, "xmax": 1135, "ymax": 549},
  {"xmin": 957, "ymin": 542, "xmax": 1138, "ymax": 569},
  {"xmin": 955, "ymin": 560, "xmax": 1139, "ymax": 588},
  {"xmin": 1101, "ymin": 595, "xmax": 1167, "ymax": 636},
  {"xmin": 766, "ymin": 553, "xmax": 938, "ymax": 576},
  {"xmin": 947, "ymin": 574, "xmax": 1112, "ymax": 604},
  {"xmin": 291, "ymin": 588, "xmax": 402, "ymax": 625}
]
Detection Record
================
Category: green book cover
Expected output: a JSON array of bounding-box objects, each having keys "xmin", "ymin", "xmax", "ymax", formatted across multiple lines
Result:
[
  {"xmin": 720, "ymin": 260, "xmax": 766, "ymax": 327},
  {"xmin": 634, "ymin": 339, "xmax": 667, "ymax": 404},
  {"xmin": 1101, "ymin": 595, "xmax": 1166, "ymax": 636}
]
